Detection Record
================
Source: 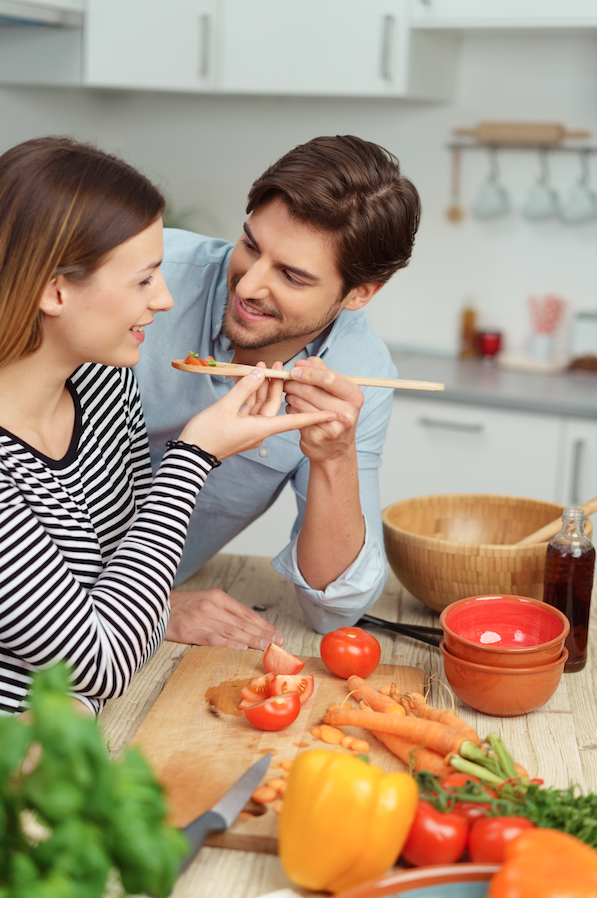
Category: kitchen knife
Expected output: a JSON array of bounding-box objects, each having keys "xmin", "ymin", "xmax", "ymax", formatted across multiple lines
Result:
[{"xmin": 179, "ymin": 752, "xmax": 272, "ymax": 873}]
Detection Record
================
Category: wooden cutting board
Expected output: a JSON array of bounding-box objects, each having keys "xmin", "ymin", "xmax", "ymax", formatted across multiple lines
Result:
[{"xmin": 131, "ymin": 646, "xmax": 424, "ymax": 854}]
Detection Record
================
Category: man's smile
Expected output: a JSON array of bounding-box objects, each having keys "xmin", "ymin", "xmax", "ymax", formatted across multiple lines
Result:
[{"xmin": 235, "ymin": 294, "xmax": 280, "ymax": 322}]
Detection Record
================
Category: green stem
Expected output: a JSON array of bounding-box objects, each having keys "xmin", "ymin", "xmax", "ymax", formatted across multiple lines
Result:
[
  {"xmin": 459, "ymin": 741, "xmax": 503, "ymax": 777},
  {"xmin": 449, "ymin": 754, "xmax": 506, "ymax": 787},
  {"xmin": 487, "ymin": 733, "xmax": 518, "ymax": 780}
]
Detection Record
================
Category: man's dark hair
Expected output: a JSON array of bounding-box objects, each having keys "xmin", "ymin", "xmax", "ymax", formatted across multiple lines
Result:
[{"xmin": 246, "ymin": 135, "xmax": 421, "ymax": 296}]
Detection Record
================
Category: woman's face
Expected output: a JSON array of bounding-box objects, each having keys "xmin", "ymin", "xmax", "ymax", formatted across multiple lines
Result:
[{"xmin": 53, "ymin": 218, "xmax": 173, "ymax": 369}]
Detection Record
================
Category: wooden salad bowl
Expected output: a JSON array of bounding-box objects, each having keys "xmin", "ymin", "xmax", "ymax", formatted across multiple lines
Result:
[{"xmin": 382, "ymin": 493, "xmax": 593, "ymax": 614}]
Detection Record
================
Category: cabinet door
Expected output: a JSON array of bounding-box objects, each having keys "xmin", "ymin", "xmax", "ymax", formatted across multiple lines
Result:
[
  {"xmin": 410, "ymin": 0, "xmax": 597, "ymax": 28},
  {"xmin": 219, "ymin": 0, "xmax": 410, "ymax": 97},
  {"xmin": 556, "ymin": 419, "xmax": 597, "ymax": 508},
  {"xmin": 84, "ymin": 0, "xmax": 216, "ymax": 91},
  {"xmin": 379, "ymin": 397, "xmax": 561, "ymax": 506}
]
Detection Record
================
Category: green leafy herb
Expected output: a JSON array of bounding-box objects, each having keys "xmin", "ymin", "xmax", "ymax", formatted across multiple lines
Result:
[{"xmin": 0, "ymin": 665, "xmax": 188, "ymax": 897}]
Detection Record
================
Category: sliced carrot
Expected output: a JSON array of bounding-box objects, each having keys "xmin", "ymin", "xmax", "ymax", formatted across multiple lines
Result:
[
  {"xmin": 379, "ymin": 685, "xmax": 392, "ymax": 696},
  {"xmin": 267, "ymin": 778, "xmax": 287, "ymax": 797},
  {"xmin": 350, "ymin": 739, "xmax": 370, "ymax": 753},
  {"xmin": 273, "ymin": 800, "xmax": 284, "ymax": 815},
  {"xmin": 323, "ymin": 707, "xmax": 468, "ymax": 756},
  {"xmin": 252, "ymin": 785, "xmax": 277, "ymax": 804},
  {"xmin": 319, "ymin": 724, "xmax": 345, "ymax": 745},
  {"xmin": 311, "ymin": 726, "xmax": 322, "ymax": 739},
  {"xmin": 280, "ymin": 759, "xmax": 293, "ymax": 771},
  {"xmin": 406, "ymin": 693, "xmax": 481, "ymax": 745},
  {"xmin": 341, "ymin": 736, "xmax": 356, "ymax": 750},
  {"xmin": 373, "ymin": 731, "xmax": 452, "ymax": 777}
]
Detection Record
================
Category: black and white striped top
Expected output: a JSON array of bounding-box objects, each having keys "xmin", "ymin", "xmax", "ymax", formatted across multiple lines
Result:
[{"xmin": 0, "ymin": 363, "xmax": 212, "ymax": 715}]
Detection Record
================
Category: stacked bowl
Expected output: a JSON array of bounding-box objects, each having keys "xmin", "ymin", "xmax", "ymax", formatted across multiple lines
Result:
[{"xmin": 438, "ymin": 595, "xmax": 570, "ymax": 717}]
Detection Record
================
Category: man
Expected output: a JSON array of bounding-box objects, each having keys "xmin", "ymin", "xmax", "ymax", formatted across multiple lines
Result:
[{"xmin": 135, "ymin": 135, "xmax": 420, "ymax": 649}]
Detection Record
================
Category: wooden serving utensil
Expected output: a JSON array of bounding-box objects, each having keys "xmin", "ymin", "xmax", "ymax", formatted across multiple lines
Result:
[
  {"xmin": 516, "ymin": 495, "xmax": 597, "ymax": 546},
  {"xmin": 171, "ymin": 360, "xmax": 445, "ymax": 392}
]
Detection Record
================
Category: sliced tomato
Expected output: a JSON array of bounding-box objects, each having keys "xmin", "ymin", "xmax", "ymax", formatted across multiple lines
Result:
[
  {"xmin": 238, "ymin": 698, "xmax": 259, "ymax": 711},
  {"xmin": 263, "ymin": 643, "xmax": 305, "ymax": 675},
  {"xmin": 242, "ymin": 692, "xmax": 301, "ymax": 731},
  {"xmin": 270, "ymin": 673, "xmax": 314, "ymax": 705},
  {"xmin": 240, "ymin": 673, "xmax": 275, "ymax": 703}
]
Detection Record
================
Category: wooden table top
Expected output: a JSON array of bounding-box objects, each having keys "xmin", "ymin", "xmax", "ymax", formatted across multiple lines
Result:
[{"xmin": 98, "ymin": 554, "xmax": 597, "ymax": 898}]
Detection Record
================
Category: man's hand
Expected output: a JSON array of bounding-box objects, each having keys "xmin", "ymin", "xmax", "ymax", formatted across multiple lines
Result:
[
  {"xmin": 284, "ymin": 357, "xmax": 364, "ymax": 463},
  {"xmin": 166, "ymin": 588, "xmax": 284, "ymax": 650}
]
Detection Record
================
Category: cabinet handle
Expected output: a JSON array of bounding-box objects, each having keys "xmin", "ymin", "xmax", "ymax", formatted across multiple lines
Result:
[
  {"xmin": 418, "ymin": 417, "xmax": 485, "ymax": 434},
  {"xmin": 380, "ymin": 15, "xmax": 394, "ymax": 81},
  {"xmin": 570, "ymin": 438, "xmax": 585, "ymax": 506},
  {"xmin": 199, "ymin": 14, "xmax": 211, "ymax": 78}
]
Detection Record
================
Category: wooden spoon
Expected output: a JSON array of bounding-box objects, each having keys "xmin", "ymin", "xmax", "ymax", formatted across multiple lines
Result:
[{"xmin": 515, "ymin": 495, "xmax": 597, "ymax": 546}]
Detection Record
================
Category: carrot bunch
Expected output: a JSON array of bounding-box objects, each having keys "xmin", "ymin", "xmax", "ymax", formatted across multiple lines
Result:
[{"xmin": 321, "ymin": 676, "xmax": 483, "ymax": 779}]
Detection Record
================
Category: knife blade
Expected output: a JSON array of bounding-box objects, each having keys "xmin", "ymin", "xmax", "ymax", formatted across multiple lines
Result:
[{"xmin": 179, "ymin": 752, "xmax": 272, "ymax": 873}]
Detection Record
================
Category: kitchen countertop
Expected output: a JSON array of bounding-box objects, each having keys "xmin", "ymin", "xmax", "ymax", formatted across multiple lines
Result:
[
  {"xmin": 99, "ymin": 553, "xmax": 597, "ymax": 898},
  {"xmin": 388, "ymin": 349, "xmax": 597, "ymax": 420}
]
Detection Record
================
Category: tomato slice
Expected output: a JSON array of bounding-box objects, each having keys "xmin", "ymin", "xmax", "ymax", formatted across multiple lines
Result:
[
  {"xmin": 242, "ymin": 692, "xmax": 301, "ymax": 731},
  {"xmin": 270, "ymin": 673, "xmax": 314, "ymax": 705},
  {"xmin": 319, "ymin": 627, "xmax": 381, "ymax": 679},
  {"xmin": 240, "ymin": 673, "xmax": 275, "ymax": 703},
  {"xmin": 263, "ymin": 643, "xmax": 305, "ymax": 675}
]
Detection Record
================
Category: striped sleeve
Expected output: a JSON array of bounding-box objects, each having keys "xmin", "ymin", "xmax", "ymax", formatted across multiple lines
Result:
[{"xmin": 0, "ymin": 441, "xmax": 212, "ymax": 716}]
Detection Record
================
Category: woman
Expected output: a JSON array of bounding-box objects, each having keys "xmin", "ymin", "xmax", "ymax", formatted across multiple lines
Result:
[{"xmin": 0, "ymin": 137, "xmax": 333, "ymax": 715}]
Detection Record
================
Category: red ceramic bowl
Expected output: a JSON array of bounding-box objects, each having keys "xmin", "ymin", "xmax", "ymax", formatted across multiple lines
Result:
[
  {"xmin": 440, "ymin": 595, "xmax": 570, "ymax": 668},
  {"xmin": 335, "ymin": 863, "xmax": 499, "ymax": 897},
  {"xmin": 440, "ymin": 640, "xmax": 568, "ymax": 717}
]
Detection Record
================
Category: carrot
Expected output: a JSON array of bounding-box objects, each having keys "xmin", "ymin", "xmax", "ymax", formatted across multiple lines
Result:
[
  {"xmin": 350, "ymin": 739, "xmax": 370, "ymax": 754},
  {"xmin": 323, "ymin": 707, "xmax": 469, "ymax": 756},
  {"xmin": 319, "ymin": 724, "xmax": 345, "ymax": 745},
  {"xmin": 406, "ymin": 693, "xmax": 481, "ymax": 745},
  {"xmin": 372, "ymin": 731, "xmax": 452, "ymax": 778},
  {"xmin": 267, "ymin": 778, "xmax": 287, "ymax": 797},
  {"xmin": 252, "ymin": 785, "xmax": 277, "ymax": 803},
  {"xmin": 392, "ymin": 692, "xmax": 419, "ymax": 716},
  {"xmin": 280, "ymin": 759, "xmax": 293, "ymax": 771},
  {"xmin": 311, "ymin": 726, "xmax": 322, "ymax": 739},
  {"xmin": 347, "ymin": 676, "xmax": 401, "ymax": 713}
]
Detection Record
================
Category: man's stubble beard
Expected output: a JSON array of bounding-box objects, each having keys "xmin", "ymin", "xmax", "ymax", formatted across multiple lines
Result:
[{"xmin": 221, "ymin": 285, "xmax": 346, "ymax": 352}]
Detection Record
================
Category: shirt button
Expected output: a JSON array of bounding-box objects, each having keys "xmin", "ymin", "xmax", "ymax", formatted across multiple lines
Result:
[{"xmin": 258, "ymin": 447, "xmax": 269, "ymax": 457}]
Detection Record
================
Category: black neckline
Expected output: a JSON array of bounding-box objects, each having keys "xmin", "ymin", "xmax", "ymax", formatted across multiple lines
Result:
[{"xmin": 0, "ymin": 380, "xmax": 83, "ymax": 470}]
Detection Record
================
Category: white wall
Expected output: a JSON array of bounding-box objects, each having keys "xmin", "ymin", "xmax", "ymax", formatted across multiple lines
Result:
[{"xmin": 1, "ymin": 30, "xmax": 596, "ymax": 358}]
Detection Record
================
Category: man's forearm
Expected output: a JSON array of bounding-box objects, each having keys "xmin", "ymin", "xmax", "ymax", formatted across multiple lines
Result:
[{"xmin": 296, "ymin": 446, "xmax": 365, "ymax": 591}]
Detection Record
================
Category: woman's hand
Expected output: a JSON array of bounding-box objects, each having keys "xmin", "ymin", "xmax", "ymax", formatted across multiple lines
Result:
[
  {"xmin": 179, "ymin": 367, "xmax": 335, "ymax": 460},
  {"xmin": 166, "ymin": 588, "xmax": 284, "ymax": 650}
]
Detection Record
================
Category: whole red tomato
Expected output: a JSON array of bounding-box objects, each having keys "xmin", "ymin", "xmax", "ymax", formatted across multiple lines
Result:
[
  {"xmin": 401, "ymin": 800, "xmax": 468, "ymax": 867},
  {"xmin": 468, "ymin": 816, "xmax": 535, "ymax": 864},
  {"xmin": 242, "ymin": 693, "xmax": 301, "ymax": 731},
  {"xmin": 450, "ymin": 801, "xmax": 493, "ymax": 829},
  {"xmin": 319, "ymin": 627, "xmax": 381, "ymax": 679}
]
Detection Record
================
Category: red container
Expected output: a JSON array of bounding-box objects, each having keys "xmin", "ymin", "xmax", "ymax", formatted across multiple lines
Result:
[{"xmin": 477, "ymin": 330, "xmax": 502, "ymax": 357}]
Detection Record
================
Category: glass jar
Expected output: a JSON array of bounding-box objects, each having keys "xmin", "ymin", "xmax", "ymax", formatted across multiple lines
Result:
[{"xmin": 543, "ymin": 508, "xmax": 595, "ymax": 673}]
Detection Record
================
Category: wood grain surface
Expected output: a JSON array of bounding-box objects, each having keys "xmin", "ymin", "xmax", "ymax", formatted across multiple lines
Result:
[{"xmin": 98, "ymin": 553, "xmax": 597, "ymax": 898}]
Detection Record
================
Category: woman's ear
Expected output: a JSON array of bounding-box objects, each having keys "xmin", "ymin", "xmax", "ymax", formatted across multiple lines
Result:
[
  {"xmin": 39, "ymin": 277, "xmax": 65, "ymax": 317},
  {"xmin": 343, "ymin": 282, "xmax": 383, "ymax": 312}
]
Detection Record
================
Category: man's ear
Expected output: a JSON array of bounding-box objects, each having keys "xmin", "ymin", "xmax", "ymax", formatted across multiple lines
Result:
[
  {"xmin": 38, "ymin": 277, "xmax": 66, "ymax": 317},
  {"xmin": 343, "ymin": 282, "xmax": 383, "ymax": 312}
]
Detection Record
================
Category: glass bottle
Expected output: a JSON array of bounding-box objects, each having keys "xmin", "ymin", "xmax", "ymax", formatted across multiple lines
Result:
[{"xmin": 543, "ymin": 508, "xmax": 595, "ymax": 673}]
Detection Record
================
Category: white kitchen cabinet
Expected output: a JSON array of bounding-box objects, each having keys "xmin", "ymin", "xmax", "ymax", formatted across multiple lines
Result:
[
  {"xmin": 84, "ymin": 0, "xmax": 217, "ymax": 92},
  {"xmin": 0, "ymin": 0, "xmax": 83, "ymax": 86},
  {"xmin": 378, "ymin": 396, "xmax": 564, "ymax": 506},
  {"xmin": 219, "ymin": 0, "xmax": 458, "ymax": 100},
  {"xmin": 410, "ymin": 0, "xmax": 597, "ymax": 29},
  {"xmin": 556, "ymin": 417, "xmax": 597, "ymax": 508}
]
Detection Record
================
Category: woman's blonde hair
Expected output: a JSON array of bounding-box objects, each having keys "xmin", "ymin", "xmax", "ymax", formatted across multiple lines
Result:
[{"xmin": 0, "ymin": 136, "xmax": 165, "ymax": 368}]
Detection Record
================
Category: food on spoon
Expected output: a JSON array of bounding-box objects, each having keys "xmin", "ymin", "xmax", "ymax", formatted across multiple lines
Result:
[
  {"xmin": 320, "ymin": 627, "xmax": 381, "ymax": 679},
  {"xmin": 263, "ymin": 643, "xmax": 305, "ymax": 675},
  {"xmin": 183, "ymin": 351, "xmax": 217, "ymax": 367}
]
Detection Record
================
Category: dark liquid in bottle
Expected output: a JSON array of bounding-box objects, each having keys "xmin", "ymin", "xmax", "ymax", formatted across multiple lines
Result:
[{"xmin": 544, "ymin": 542, "xmax": 596, "ymax": 672}]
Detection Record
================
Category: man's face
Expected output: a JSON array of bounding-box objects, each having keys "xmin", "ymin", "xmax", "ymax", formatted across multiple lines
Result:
[{"xmin": 223, "ymin": 196, "xmax": 349, "ymax": 364}]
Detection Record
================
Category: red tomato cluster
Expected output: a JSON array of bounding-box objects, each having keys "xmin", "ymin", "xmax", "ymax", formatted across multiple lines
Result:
[
  {"xmin": 319, "ymin": 627, "xmax": 381, "ymax": 679},
  {"xmin": 402, "ymin": 774, "xmax": 536, "ymax": 867},
  {"xmin": 241, "ymin": 645, "xmax": 313, "ymax": 732}
]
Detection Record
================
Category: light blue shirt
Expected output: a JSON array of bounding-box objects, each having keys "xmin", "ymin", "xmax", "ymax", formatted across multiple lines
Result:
[{"xmin": 134, "ymin": 230, "xmax": 397, "ymax": 634}]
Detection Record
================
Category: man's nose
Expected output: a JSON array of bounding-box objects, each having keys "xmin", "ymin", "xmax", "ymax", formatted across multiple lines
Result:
[{"xmin": 236, "ymin": 259, "xmax": 270, "ymax": 300}]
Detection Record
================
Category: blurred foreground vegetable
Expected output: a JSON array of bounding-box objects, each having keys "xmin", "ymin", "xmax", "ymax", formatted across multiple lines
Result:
[
  {"xmin": 488, "ymin": 828, "xmax": 597, "ymax": 898},
  {"xmin": 278, "ymin": 749, "xmax": 418, "ymax": 893},
  {"xmin": 0, "ymin": 665, "xmax": 188, "ymax": 898}
]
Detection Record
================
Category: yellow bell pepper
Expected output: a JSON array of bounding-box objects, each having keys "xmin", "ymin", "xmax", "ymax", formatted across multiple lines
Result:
[{"xmin": 278, "ymin": 749, "xmax": 418, "ymax": 894}]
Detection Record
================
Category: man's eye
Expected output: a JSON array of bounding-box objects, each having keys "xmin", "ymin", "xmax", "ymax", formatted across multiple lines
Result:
[
  {"xmin": 242, "ymin": 239, "xmax": 257, "ymax": 253},
  {"xmin": 283, "ymin": 270, "xmax": 303, "ymax": 286}
]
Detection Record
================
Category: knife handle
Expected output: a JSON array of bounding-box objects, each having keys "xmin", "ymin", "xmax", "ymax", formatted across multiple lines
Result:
[{"xmin": 180, "ymin": 810, "xmax": 227, "ymax": 873}]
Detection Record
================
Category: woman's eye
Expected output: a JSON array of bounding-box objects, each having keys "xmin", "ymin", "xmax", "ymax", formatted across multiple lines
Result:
[{"xmin": 139, "ymin": 275, "xmax": 154, "ymax": 287}]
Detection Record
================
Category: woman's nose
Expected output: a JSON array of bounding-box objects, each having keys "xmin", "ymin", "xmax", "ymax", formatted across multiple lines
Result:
[{"xmin": 149, "ymin": 270, "xmax": 174, "ymax": 312}]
